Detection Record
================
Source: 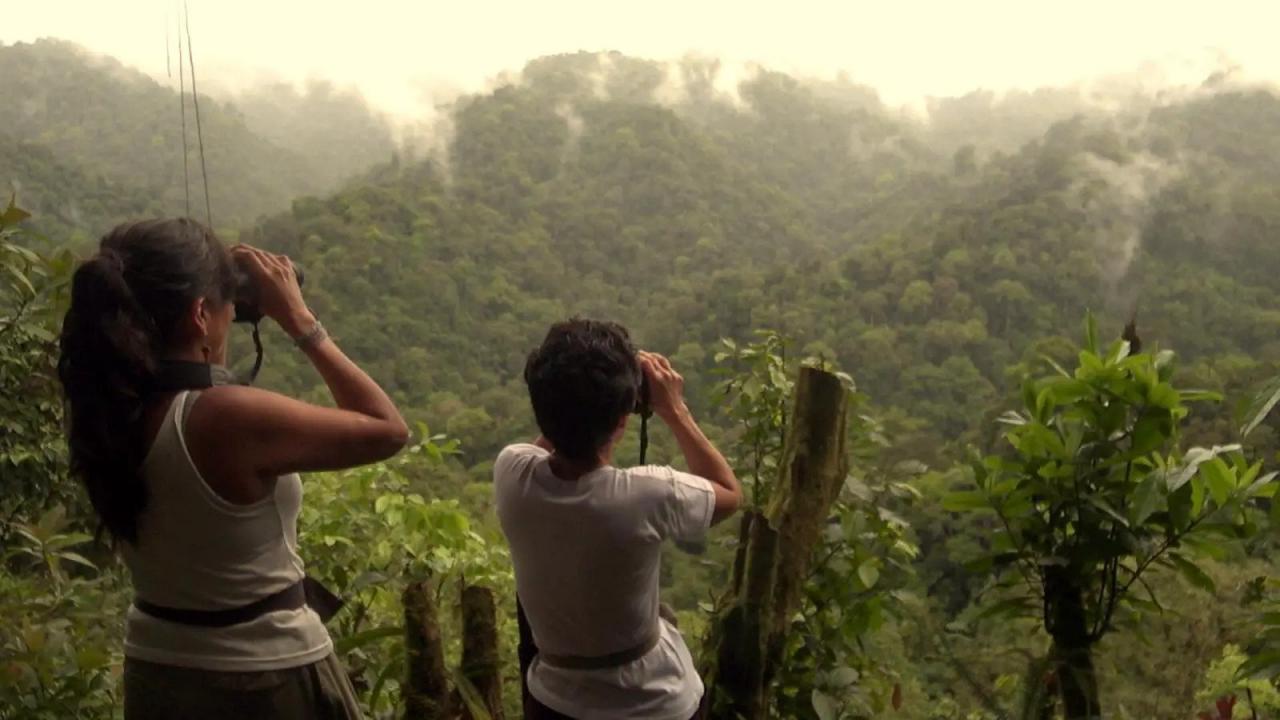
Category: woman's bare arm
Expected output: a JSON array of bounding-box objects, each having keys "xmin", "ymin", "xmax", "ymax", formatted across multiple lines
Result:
[{"xmin": 185, "ymin": 246, "xmax": 408, "ymax": 501}]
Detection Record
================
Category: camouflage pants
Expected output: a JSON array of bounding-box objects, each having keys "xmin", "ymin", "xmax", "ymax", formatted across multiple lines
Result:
[{"xmin": 123, "ymin": 653, "xmax": 362, "ymax": 720}]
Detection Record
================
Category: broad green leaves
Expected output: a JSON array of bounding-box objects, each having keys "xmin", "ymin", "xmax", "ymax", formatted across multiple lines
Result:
[
  {"xmin": 945, "ymin": 314, "xmax": 1279, "ymax": 666},
  {"xmin": 715, "ymin": 332, "xmax": 795, "ymax": 509},
  {"xmin": 0, "ymin": 199, "xmax": 75, "ymax": 529},
  {"xmin": 0, "ymin": 505, "xmax": 125, "ymax": 720},
  {"xmin": 297, "ymin": 431, "xmax": 511, "ymax": 716}
]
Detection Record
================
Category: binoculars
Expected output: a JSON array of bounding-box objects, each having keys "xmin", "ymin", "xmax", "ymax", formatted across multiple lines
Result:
[
  {"xmin": 232, "ymin": 258, "xmax": 304, "ymax": 324},
  {"xmin": 634, "ymin": 373, "xmax": 650, "ymax": 416}
]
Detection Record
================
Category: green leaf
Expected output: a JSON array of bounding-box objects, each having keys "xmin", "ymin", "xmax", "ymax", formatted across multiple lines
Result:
[
  {"xmin": 1240, "ymin": 376, "xmax": 1280, "ymax": 440},
  {"xmin": 4, "ymin": 264, "xmax": 36, "ymax": 296},
  {"xmin": 829, "ymin": 666, "xmax": 860, "ymax": 687},
  {"xmin": 974, "ymin": 596, "xmax": 1036, "ymax": 623},
  {"xmin": 1130, "ymin": 415, "xmax": 1167, "ymax": 455},
  {"xmin": 1045, "ymin": 378, "xmax": 1092, "ymax": 404},
  {"xmin": 1238, "ymin": 650, "xmax": 1280, "ymax": 680},
  {"xmin": 1169, "ymin": 553, "xmax": 1215, "ymax": 592},
  {"xmin": 1086, "ymin": 495, "xmax": 1130, "ymax": 527},
  {"xmin": 367, "ymin": 651, "xmax": 403, "ymax": 710},
  {"xmin": 1107, "ymin": 338, "xmax": 1131, "ymax": 365},
  {"xmin": 1168, "ymin": 480, "xmax": 1193, "ymax": 531},
  {"xmin": 334, "ymin": 625, "xmax": 402, "ymax": 654},
  {"xmin": 1040, "ymin": 354, "xmax": 1073, "ymax": 378},
  {"xmin": 1021, "ymin": 377, "xmax": 1038, "ymax": 414},
  {"xmin": 75, "ymin": 647, "xmax": 110, "ymax": 671},
  {"xmin": 1130, "ymin": 474, "xmax": 1163, "ymax": 526},
  {"xmin": 1201, "ymin": 457, "xmax": 1235, "ymax": 507},
  {"xmin": 449, "ymin": 668, "xmax": 494, "ymax": 720},
  {"xmin": 0, "ymin": 197, "xmax": 31, "ymax": 227},
  {"xmin": 997, "ymin": 410, "xmax": 1029, "ymax": 427},
  {"xmin": 44, "ymin": 532, "xmax": 92, "ymax": 551},
  {"xmin": 942, "ymin": 490, "xmax": 990, "ymax": 512},
  {"xmin": 857, "ymin": 560, "xmax": 880, "ymax": 589},
  {"xmin": 1179, "ymin": 389, "xmax": 1222, "ymax": 403},
  {"xmin": 1146, "ymin": 383, "xmax": 1180, "ymax": 411},
  {"xmin": 58, "ymin": 552, "xmax": 97, "ymax": 571},
  {"xmin": 1166, "ymin": 445, "xmax": 1241, "ymax": 493},
  {"xmin": 1246, "ymin": 471, "xmax": 1278, "ymax": 498},
  {"xmin": 812, "ymin": 689, "xmax": 839, "ymax": 720},
  {"xmin": 1083, "ymin": 311, "xmax": 1098, "ymax": 354}
]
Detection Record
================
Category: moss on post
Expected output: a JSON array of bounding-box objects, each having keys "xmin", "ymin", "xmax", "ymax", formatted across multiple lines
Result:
[
  {"xmin": 763, "ymin": 367, "xmax": 848, "ymax": 680},
  {"xmin": 403, "ymin": 577, "xmax": 451, "ymax": 720},
  {"xmin": 703, "ymin": 366, "xmax": 850, "ymax": 719},
  {"xmin": 459, "ymin": 584, "xmax": 504, "ymax": 720}
]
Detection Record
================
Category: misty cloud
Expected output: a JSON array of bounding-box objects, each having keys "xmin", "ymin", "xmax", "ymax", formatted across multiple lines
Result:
[{"xmin": 1076, "ymin": 151, "xmax": 1184, "ymax": 288}]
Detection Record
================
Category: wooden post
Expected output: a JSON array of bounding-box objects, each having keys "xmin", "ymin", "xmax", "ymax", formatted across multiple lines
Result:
[
  {"xmin": 761, "ymin": 367, "xmax": 848, "ymax": 688},
  {"xmin": 403, "ymin": 577, "xmax": 451, "ymax": 720},
  {"xmin": 459, "ymin": 584, "xmax": 504, "ymax": 720},
  {"xmin": 711, "ymin": 512, "xmax": 776, "ymax": 717},
  {"xmin": 702, "ymin": 366, "xmax": 849, "ymax": 720}
]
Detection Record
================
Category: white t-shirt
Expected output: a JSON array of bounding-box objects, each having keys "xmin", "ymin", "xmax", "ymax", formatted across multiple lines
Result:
[{"xmin": 494, "ymin": 444, "xmax": 715, "ymax": 720}]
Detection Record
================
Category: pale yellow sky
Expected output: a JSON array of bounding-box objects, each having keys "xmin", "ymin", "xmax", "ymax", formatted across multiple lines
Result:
[{"xmin": 5, "ymin": 0, "xmax": 1276, "ymax": 117}]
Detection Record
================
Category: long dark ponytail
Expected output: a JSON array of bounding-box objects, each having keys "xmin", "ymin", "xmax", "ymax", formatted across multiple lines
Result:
[{"xmin": 57, "ymin": 218, "xmax": 235, "ymax": 543}]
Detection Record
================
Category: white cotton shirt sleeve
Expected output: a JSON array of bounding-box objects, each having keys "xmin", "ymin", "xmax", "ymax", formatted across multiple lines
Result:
[{"xmin": 639, "ymin": 466, "xmax": 716, "ymax": 543}]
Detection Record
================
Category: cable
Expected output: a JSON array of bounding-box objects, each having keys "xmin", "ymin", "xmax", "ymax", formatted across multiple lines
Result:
[
  {"xmin": 177, "ymin": 5, "xmax": 190, "ymax": 217},
  {"xmin": 638, "ymin": 412, "xmax": 650, "ymax": 465},
  {"xmin": 184, "ymin": 0, "xmax": 213, "ymax": 228},
  {"xmin": 164, "ymin": 8, "xmax": 172, "ymax": 80},
  {"xmin": 244, "ymin": 322, "xmax": 265, "ymax": 386}
]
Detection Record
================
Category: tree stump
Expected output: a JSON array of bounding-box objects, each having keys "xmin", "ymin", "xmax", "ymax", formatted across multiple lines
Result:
[
  {"xmin": 703, "ymin": 366, "xmax": 850, "ymax": 720},
  {"xmin": 403, "ymin": 577, "xmax": 451, "ymax": 719},
  {"xmin": 459, "ymin": 584, "xmax": 504, "ymax": 720}
]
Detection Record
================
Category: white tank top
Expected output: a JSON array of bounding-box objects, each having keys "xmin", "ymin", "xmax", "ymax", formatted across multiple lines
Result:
[{"xmin": 120, "ymin": 390, "xmax": 332, "ymax": 671}]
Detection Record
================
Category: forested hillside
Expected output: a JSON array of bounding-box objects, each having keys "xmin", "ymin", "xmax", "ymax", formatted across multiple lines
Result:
[
  {"xmin": 241, "ymin": 53, "xmax": 1280, "ymax": 468},
  {"xmin": 6, "ymin": 45, "xmax": 1280, "ymax": 719},
  {"xmin": 0, "ymin": 39, "xmax": 396, "ymax": 241}
]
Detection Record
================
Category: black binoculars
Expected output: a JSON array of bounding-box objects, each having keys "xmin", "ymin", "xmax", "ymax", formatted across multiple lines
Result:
[
  {"xmin": 232, "ymin": 258, "xmax": 304, "ymax": 324},
  {"xmin": 634, "ymin": 373, "xmax": 650, "ymax": 416}
]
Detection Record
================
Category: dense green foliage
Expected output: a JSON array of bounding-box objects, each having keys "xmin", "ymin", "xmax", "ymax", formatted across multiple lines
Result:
[
  {"xmin": 0, "ymin": 199, "xmax": 74, "ymax": 533},
  {"xmin": 0, "ymin": 39, "xmax": 396, "ymax": 241},
  {"xmin": 6, "ymin": 42, "xmax": 1280, "ymax": 718},
  {"xmin": 946, "ymin": 316, "xmax": 1278, "ymax": 716}
]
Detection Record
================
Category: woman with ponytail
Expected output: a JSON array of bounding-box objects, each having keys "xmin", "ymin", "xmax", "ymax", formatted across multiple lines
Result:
[{"xmin": 58, "ymin": 218, "xmax": 408, "ymax": 719}]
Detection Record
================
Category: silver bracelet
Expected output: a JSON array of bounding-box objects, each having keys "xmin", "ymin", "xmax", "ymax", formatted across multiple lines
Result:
[{"xmin": 293, "ymin": 320, "xmax": 328, "ymax": 350}]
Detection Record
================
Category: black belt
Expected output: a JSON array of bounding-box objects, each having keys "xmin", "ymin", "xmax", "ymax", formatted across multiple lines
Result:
[
  {"xmin": 537, "ymin": 622, "xmax": 663, "ymax": 671},
  {"xmin": 134, "ymin": 576, "xmax": 343, "ymax": 628}
]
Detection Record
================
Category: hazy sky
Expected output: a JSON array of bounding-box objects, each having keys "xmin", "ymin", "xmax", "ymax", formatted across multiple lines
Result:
[{"xmin": 6, "ymin": 0, "xmax": 1278, "ymax": 117}]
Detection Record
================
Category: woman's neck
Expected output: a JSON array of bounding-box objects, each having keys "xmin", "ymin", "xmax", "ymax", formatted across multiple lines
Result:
[{"xmin": 161, "ymin": 341, "xmax": 224, "ymax": 366}]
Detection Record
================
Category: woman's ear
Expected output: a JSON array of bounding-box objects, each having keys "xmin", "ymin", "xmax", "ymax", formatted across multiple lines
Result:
[{"xmin": 190, "ymin": 296, "xmax": 209, "ymax": 340}]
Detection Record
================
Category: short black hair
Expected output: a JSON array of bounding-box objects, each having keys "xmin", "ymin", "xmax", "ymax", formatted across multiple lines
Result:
[{"xmin": 523, "ymin": 318, "xmax": 641, "ymax": 461}]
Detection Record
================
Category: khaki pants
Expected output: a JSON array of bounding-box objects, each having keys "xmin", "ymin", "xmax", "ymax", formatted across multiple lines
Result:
[{"xmin": 123, "ymin": 653, "xmax": 362, "ymax": 720}]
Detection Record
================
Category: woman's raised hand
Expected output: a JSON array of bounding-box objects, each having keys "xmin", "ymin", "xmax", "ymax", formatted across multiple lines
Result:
[{"xmin": 231, "ymin": 245, "xmax": 314, "ymax": 336}]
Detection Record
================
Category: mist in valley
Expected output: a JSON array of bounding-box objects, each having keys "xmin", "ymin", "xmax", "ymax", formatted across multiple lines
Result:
[{"xmin": 8, "ymin": 3, "xmax": 1280, "ymax": 719}]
